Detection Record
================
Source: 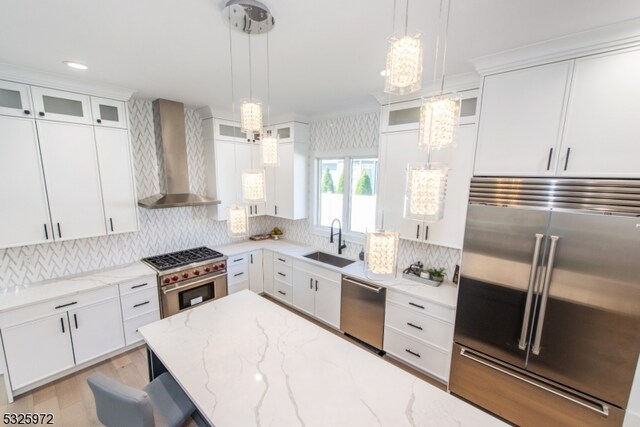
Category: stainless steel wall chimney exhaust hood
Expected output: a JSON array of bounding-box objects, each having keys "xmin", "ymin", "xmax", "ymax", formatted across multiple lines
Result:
[{"xmin": 138, "ymin": 99, "xmax": 220, "ymax": 209}]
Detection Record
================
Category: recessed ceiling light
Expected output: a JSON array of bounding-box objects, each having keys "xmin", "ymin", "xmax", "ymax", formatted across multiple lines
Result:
[
  {"xmin": 63, "ymin": 61, "xmax": 88, "ymax": 70},
  {"xmin": 380, "ymin": 69, "xmax": 390, "ymax": 77}
]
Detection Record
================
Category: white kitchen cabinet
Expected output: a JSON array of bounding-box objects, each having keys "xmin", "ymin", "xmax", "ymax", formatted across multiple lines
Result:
[
  {"xmin": 37, "ymin": 121, "xmax": 106, "ymax": 241},
  {"xmin": 228, "ymin": 259, "xmax": 250, "ymax": 295},
  {"xmin": 1, "ymin": 313, "xmax": 75, "ymax": 390},
  {"xmin": 559, "ymin": 47, "xmax": 640, "ymax": 177},
  {"xmin": 474, "ymin": 61, "xmax": 572, "ymax": 176},
  {"xmin": 31, "ymin": 86, "xmax": 93, "ymax": 125},
  {"xmin": 377, "ymin": 124, "xmax": 475, "ymax": 249},
  {"xmin": 236, "ymin": 142, "xmax": 266, "ymax": 217},
  {"xmin": 213, "ymin": 118, "xmax": 253, "ymax": 143},
  {"xmin": 263, "ymin": 250, "xmax": 274, "ymax": 296},
  {"xmin": 0, "ymin": 80, "xmax": 33, "ymax": 118},
  {"xmin": 95, "ymin": 127, "xmax": 138, "ymax": 235},
  {"xmin": 249, "ymin": 250, "xmax": 264, "ymax": 293},
  {"xmin": 68, "ymin": 298, "xmax": 124, "ymax": 365},
  {"xmin": 0, "ymin": 116, "xmax": 52, "ymax": 248},
  {"xmin": 265, "ymin": 122, "xmax": 309, "ymax": 144},
  {"xmin": 91, "ymin": 96, "xmax": 127, "ymax": 129},
  {"xmin": 292, "ymin": 260, "xmax": 342, "ymax": 329},
  {"xmin": 265, "ymin": 140, "xmax": 308, "ymax": 219}
]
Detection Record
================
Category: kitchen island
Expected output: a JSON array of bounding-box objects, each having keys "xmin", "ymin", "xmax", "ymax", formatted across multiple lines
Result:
[{"xmin": 139, "ymin": 290, "xmax": 506, "ymax": 427}]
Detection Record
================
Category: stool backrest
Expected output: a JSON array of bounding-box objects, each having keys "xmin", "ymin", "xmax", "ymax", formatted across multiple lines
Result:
[{"xmin": 87, "ymin": 372, "xmax": 155, "ymax": 427}]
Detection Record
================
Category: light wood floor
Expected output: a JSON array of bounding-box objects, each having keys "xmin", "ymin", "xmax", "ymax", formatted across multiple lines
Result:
[{"xmin": 1, "ymin": 295, "xmax": 445, "ymax": 426}]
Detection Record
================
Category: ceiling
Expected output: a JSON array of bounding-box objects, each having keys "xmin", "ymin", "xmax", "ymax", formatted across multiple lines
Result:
[{"xmin": 2, "ymin": 0, "xmax": 640, "ymax": 118}]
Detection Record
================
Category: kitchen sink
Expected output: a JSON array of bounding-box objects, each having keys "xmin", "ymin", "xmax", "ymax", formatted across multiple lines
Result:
[{"xmin": 303, "ymin": 251, "xmax": 355, "ymax": 268}]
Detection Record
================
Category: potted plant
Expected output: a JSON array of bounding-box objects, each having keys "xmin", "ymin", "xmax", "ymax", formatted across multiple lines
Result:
[
  {"xmin": 270, "ymin": 226, "xmax": 283, "ymax": 240},
  {"xmin": 426, "ymin": 267, "xmax": 446, "ymax": 283}
]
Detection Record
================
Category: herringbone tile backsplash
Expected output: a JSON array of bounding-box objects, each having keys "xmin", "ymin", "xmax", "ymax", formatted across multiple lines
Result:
[{"xmin": 0, "ymin": 104, "xmax": 460, "ymax": 289}]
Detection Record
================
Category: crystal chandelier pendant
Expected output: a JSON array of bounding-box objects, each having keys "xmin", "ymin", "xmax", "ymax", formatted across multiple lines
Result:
[
  {"xmin": 418, "ymin": 95, "xmax": 461, "ymax": 150},
  {"xmin": 261, "ymin": 132, "xmax": 279, "ymax": 166},
  {"xmin": 227, "ymin": 205, "xmax": 249, "ymax": 237},
  {"xmin": 365, "ymin": 230, "xmax": 400, "ymax": 275},
  {"xmin": 242, "ymin": 169, "xmax": 266, "ymax": 202},
  {"xmin": 404, "ymin": 163, "xmax": 449, "ymax": 221},
  {"xmin": 240, "ymin": 100, "xmax": 263, "ymax": 134},
  {"xmin": 384, "ymin": 33, "xmax": 423, "ymax": 95}
]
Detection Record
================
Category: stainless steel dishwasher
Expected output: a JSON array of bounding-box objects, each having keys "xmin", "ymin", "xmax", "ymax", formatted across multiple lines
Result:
[{"xmin": 340, "ymin": 276, "xmax": 386, "ymax": 351}]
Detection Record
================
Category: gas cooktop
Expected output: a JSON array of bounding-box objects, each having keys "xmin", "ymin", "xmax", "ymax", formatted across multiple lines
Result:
[{"xmin": 142, "ymin": 247, "xmax": 224, "ymax": 271}]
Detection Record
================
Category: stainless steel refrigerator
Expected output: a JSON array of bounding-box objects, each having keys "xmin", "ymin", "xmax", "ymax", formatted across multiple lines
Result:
[{"xmin": 450, "ymin": 177, "xmax": 640, "ymax": 427}]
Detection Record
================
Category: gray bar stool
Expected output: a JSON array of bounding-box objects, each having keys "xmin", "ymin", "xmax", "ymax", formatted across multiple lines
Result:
[{"xmin": 87, "ymin": 372, "xmax": 196, "ymax": 427}]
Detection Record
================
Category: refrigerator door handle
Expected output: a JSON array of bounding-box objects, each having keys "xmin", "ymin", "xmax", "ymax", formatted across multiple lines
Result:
[
  {"xmin": 518, "ymin": 233, "xmax": 544, "ymax": 350},
  {"xmin": 459, "ymin": 347, "xmax": 610, "ymax": 417},
  {"xmin": 531, "ymin": 235, "xmax": 560, "ymax": 356}
]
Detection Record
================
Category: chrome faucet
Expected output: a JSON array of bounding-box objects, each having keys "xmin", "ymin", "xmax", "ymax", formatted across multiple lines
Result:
[{"xmin": 330, "ymin": 218, "xmax": 347, "ymax": 255}]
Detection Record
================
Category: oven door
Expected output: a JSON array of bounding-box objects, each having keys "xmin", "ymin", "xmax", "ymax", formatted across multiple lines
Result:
[{"xmin": 161, "ymin": 274, "xmax": 228, "ymax": 318}]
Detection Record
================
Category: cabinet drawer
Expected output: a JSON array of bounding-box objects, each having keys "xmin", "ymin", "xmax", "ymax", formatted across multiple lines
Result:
[
  {"xmin": 228, "ymin": 254, "xmax": 249, "ymax": 266},
  {"xmin": 385, "ymin": 301, "xmax": 453, "ymax": 352},
  {"xmin": 387, "ymin": 290, "xmax": 455, "ymax": 323},
  {"xmin": 228, "ymin": 263, "xmax": 249, "ymax": 285},
  {"xmin": 118, "ymin": 275, "xmax": 157, "ymax": 296},
  {"xmin": 384, "ymin": 326, "xmax": 450, "ymax": 382},
  {"xmin": 274, "ymin": 263, "xmax": 292, "ymax": 284},
  {"xmin": 273, "ymin": 253, "xmax": 292, "ymax": 267},
  {"xmin": 273, "ymin": 279, "xmax": 293, "ymax": 305},
  {"xmin": 0, "ymin": 285, "xmax": 119, "ymax": 328},
  {"xmin": 124, "ymin": 311, "xmax": 160, "ymax": 346},
  {"xmin": 121, "ymin": 288, "xmax": 159, "ymax": 321},
  {"xmin": 229, "ymin": 280, "xmax": 249, "ymax": 295}
]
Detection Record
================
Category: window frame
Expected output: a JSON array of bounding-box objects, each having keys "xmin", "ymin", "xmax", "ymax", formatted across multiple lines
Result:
[{"xmin": 312, "ymin": 148, "xmax": 379, "ymax": 244}]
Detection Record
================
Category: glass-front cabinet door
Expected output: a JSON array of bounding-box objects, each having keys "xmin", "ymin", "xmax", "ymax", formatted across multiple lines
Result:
[
  {"xmin": 31, "ymin": 86, "xmax": 93, "ymax": 125},
  {"xmin": 91, "ymin": 97, "xmax": 127, "ymax": 128},
  {"xmin": 0, "ymin": 80, "xmax": 33, "ymax": 118}
]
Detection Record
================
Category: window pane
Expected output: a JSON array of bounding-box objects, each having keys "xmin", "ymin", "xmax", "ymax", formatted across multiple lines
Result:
[
  {"xmin": 319, "ymin": 159, "xmax": 344, "ymax": 227},
  {"xmin": 350, "ymin": 158, "xmax": 378, "ymax": 233}
]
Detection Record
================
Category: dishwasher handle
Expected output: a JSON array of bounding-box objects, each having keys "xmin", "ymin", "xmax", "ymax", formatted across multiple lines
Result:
[{"xmin": 343, "ymin": 277, "xmax": 383, "ymax": 293}]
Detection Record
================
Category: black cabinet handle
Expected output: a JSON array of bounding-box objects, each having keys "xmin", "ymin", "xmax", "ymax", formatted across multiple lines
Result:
[
  {"xmin": 55, "ymin": 301, "xmax": 77, "ymax": 309},
  {"xmin": 315, "ymin": 280, "xmax": 318, "ymax": 291},
  {"xmin": 131, "ymin": 283, "xmax": 148, "ymax": 289},
  {"xmin": 254, "ymin": 205, "xmax": 258, "ymax": 214},
  {"xmin": 74, "ymin": 313, "xmax": 78, "ymax": 329},
  {"xmin": 250, "ymin": 254, "xmax": 253, "ymax": 264},
  {"xmin": 234, "ymin": 258, "xmax": 243, "ymax": 262},
  {"xmin": 234, "ymin": 272, "xmax": 244, "ymax": 277},
  {"xmin": 424, "ymin": 226, "xmax": 429, "ymax": 241},
  {"xmin": 134, "ymin": 301, "xmax": 150, "ymax": 308},
  {"xmin": 408, "ymin": 302, "xmax": 425, "ymax": 310},
  {"xmin": 546, "ymin": 148, "xmax": 553, "ymax": 171},
  {"xmin": 275, "ymin": 205, "xmax": 278, "ymax": 215},
  {"xmin": 44, "ymin": 224, "xmax": 49, "ymax": 240},
  {"xmin": 96, "ymin": 119, "xmax": 102, "ymax": 123},
  {"xmin": 23, "ymin": 109, "xmax": 30, "ymax": 115},
  {"xmin": 407, "ymin": 322, "xmax": 423, "ymax": 330},
  {"xmin": 39, "ymin": 111, "xmax": 45, "ymax": 117},
  {"xmin": 60, "ymin": 317, "xmax": 65, "ymax": 333},
  {"xmin": 416, "ymin": 224, "xmax": 420, "ymax": 239},
  {"xmin": 278, "ymin": 290, "xmax": 286, "ymax": 296},
  {"xmin": 109, "ymin": 218, "xmax": 114, "ymax": 232},
  {"xmin": 309, "ymin": 278, "xmax": 313, "ymax": 289},
  {"xmin": 277, "ymin": 272, "xmax": 286, "ymax": 277},
  {"xmin": 564, "ymin": 147, "xmax": 571, "ymax": 171},
  {"xmin": 405, "ymin": 349, "xmax": 421, "ymax": 358},
  {"xmin": 57, "ymin": 222, "xmax": 62, "ymax": 238},
  {"xmin": 250, "ymin": 205, "xmax": 253, "ymax": 215},
  {"xmin": 277, "ymin": 258, "xmax": 286, "ymax": 262}
]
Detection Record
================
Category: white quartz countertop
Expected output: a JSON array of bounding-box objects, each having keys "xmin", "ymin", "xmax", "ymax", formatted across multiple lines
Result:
[
  {"xmin": 215, "ymin": 239, "xmax": 459, "ymax": 308},
  {"xmin": 140, "ymin": 291, "xmax": 505, "ymax": 427},
  {"xmin": 0, "ymin": 262, "xmax": 155, "ymax": 313}
]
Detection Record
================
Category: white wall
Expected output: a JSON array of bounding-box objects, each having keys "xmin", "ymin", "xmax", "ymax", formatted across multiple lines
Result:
[{"xmin": 624, "ymin": 355, "xmax": 640, "ymax": 427}]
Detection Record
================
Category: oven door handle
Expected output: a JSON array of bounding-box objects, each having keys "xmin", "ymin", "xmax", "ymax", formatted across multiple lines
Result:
[{"xmin": 162, "ymin": 274, "xmax": 224, "ymax": 294}]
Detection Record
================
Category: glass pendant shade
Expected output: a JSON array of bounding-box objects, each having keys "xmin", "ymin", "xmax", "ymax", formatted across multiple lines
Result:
[
  {"xmin": 261, "ymin": 133, "xmax": 279, "ymax": 166},
  {"xmin": 384, "ymin": 33, "xmax": 423, "ymax": 95},
  {"xmin": 418, "ymin": 95, "xmax": 461, "ymax": 150},
  {"xmin": 240, "ymin": 100, "xmax": 263, "ymax": 134},
  {"xmin": 242, "ymin": 169, "xmax": 266, "ymax": 202},
  {"xmin": 404, "ymin": 163, "xmax": 449, "ymax": 221},
  {"xmin": 365, "ymin": 230, "xmax": 400, "ymax": 275},
  {"xmin": 227, "ymin": 205, "xmax": 248, "ymax": 237}
]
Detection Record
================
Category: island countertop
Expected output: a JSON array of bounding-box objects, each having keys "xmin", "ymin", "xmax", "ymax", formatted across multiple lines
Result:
[{"xmin": 139, "ymin": 291, "xmax": 506, "ymax": 427}]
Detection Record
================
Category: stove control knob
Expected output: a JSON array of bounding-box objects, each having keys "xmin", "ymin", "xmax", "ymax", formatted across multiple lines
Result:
[
  {"xmin": 204, "ymin": 267, "xmax": 211, "ymax": 273},
  {"xmin": 219, "ymin": 262, "xmax": 226, "ymax": 269},
  {"xmin": 164, "ymin": 278, "xmax": 171, "ymax": 284},
  {"xmin": 182, "ymin": 273, "xmax": 189, "ymax": 279},
  {"xmin": 172, "ymin": 275, "xmax": 179, "ymax": 282},
  {"xmin": 213, "ymin": 265, "xmax": 219, "ymax": 271},
  {"xmin": 194, "ymin": 270, "xmax": 200, "ymax": 276}
]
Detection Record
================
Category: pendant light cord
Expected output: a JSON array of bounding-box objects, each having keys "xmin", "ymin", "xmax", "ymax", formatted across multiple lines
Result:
[
  {"xmin": 404, "ymin": 0, "xmax": 409, "ymax": 36},
  {"xmin": 266, "ymin": 32, "xmax": 271, "ymax": 128},
  {"xmin": 440, "ymin": 0, "xmax": 453, "ymax": 94},
  {"xmin": 432, "ymin": 0, "xmax": 443, "ymax": 88},
  {"xmin": 228, "ymin": 8, "xmax": 236, "ymax": 119},
  {"xmin": 248, "ymin": 34, "xmax": 253, "ymax": 100}
]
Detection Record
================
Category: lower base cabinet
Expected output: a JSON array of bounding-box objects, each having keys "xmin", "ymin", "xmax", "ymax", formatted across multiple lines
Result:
[
  {"xmin": 68, "ymin": 298, "xmax": 124, "ymax": 365},
  {"xmin": 292, "ymin": 260, "xmax": 341, "ymax": 329},
  {"xmin": 249, "ymin": 250, "xmax": 263, "ymax": 293}
]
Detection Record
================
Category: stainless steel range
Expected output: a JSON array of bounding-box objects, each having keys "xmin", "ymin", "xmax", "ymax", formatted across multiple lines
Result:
[{"xmin": 142, "ymin": 247, "xmax": 228, "ymax": 318}]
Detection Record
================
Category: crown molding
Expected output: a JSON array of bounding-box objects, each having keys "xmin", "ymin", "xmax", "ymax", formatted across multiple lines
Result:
[
  {"xmin": 0, "ymin": 63, "xmax": 135, "ymax": 101},
  {"xmin": 472, "ymin": 17, "xmax": 640, "ymax": 76},
  {"xmin": 197, "ymin": 105, "xmax": 310, "ymax": 125},
  {"xmin": 308, "ymin": 103, "xmax": 380, "ymax": 122},
  {"xmin": 371, "ymin": 71, "xmax": 480, "ymax": 105}
]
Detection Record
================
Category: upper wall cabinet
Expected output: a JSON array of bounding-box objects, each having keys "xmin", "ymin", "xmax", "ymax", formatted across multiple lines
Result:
[
  {"xmin": 91, "ymin": 97, "xmax": 127, "ymax": 129},
  {"xmin": 213, "ymin": 118, "xmax": 257, "ymax": 143},
  {"xmin": 474, "ymin": 46, "xmax": 640, "ymax": 178},
  {"xmin": 0, "ymin": 81, "xmax": 33, "ymax": 118},
  {"xmin": 31, "ymin": 86, "xmax": 93, "ymax": 125}
]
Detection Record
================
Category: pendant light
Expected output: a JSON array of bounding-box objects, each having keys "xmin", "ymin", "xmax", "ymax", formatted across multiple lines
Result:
[
  {"xmin": 240, "ymin": 34, "xmax": 263, "ymax": 134},
  {"xmin": 242, "ymin": 169, "xmax": 266, "ymax": 202},
  {"xmin": 418, "ymin": 0, "xmax": 460, "ymax": 151},
  {"xmin": 384, "ymin": 0, "xmax": 423, "ymax": 95},
  {"xmin": 404, "ymin": 163, "xmax": 449, "ymax": 221},
  {"xmin": 261, "ymin": 32, "xmax": 279, "ymax": 166}
]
